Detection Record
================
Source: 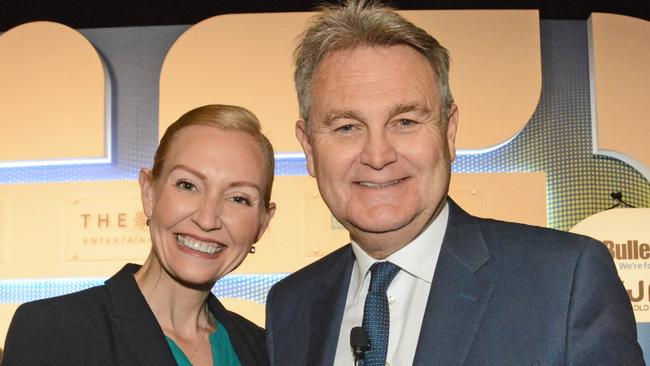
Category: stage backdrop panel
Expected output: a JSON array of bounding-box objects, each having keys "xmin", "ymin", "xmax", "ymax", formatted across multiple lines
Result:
[
  {"xmin": 0, "ymin": 21, "xmax": 109, "ymax": 167},
  {"xmin": 159, "ymin": 10, "xmax": 541, "ymax": 153},
  {"xmin": 588, "ymin": 13, "xmax": 650, "ymax": 180}
]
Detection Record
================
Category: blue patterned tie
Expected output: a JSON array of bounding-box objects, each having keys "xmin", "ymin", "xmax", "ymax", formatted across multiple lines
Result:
[{"xmin": 361, "ymin": 261, "xmax": 400, "ymax": 366}]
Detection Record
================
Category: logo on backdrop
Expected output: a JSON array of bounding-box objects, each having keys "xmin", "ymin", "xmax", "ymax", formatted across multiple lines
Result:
[
  {"xmin": 603, "ymin": 239, "xmax": 650, "ymax": 313},
  {"xmin": 66, "ymin": 197, "xmax": 150, "ymax": 261},
  {"xmin": 571, "ymin": 208, "xmax": 650, "ymax": 322}
]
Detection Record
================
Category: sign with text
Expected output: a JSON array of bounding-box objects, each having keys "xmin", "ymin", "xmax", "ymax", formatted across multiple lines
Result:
[
  {"xmin": 65, "ymin": 197, "xmax": 150, "ymax": 261},
  {"xmin": 571, "ymin": 208, "xmax": 650, "ymax": 322}
]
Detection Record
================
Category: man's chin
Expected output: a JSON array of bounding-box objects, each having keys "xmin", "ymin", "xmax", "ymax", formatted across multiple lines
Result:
[{"xmin": 347, "ymin": 216, "xmax": 413, "ymax": 236}]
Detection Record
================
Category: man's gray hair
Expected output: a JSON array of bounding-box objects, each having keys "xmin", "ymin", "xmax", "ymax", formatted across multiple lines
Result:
[{"xmin": 294, "ymin": 0, "xmax": 454, "ymax": 125}]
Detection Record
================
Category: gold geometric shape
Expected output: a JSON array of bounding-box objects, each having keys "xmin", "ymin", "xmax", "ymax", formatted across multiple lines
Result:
[
  {"xmin": 588, "ymin": 13, "xmax": 650, "ymax": 180},
  {"xmin": 404, "ymin": 10, "xmax": 542, "ymax": 152},
  {"xmin": 450, "ymin": 172, "xmax": 547, "ymax": 227},
  {"xmin": 160, "ymin": 11, "xmax": 541, "ymax": 153},
  {"xmin": 303, "ymin": 191, "xmax": 349, "ymax": 258},
  {"xmin": 0, "ymin": 21, "xmax": 110, "ymax": 166},
  {"xmin": 159, "ymin": 12, "xmax": 311, "ymax": 150},
  {"xmin": 235, "ymin": 176, "xmax": 348, "ymax": 274}
]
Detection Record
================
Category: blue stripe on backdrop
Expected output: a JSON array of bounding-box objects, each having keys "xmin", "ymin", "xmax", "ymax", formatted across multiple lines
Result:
[{"xmin": 0, "ymin": 274, "xmax": 288, "ymax": 305}]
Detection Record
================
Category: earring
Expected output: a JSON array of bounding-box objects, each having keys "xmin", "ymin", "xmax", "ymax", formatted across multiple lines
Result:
[
  {"xmin": 146, "ymin": 218, "xmax": 150, "ymax": 226},
  {"xmin": 249, "ymin": 246, "xmax": 256, "ymax": 254}
]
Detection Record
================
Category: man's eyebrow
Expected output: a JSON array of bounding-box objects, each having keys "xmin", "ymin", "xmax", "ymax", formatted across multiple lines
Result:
[
  {"xmin": 389, "ymin": 103, "xmax": 432, "ymax": 118},
  {"xmin": 321, "ymin": 110, "xmax": 364, "ymax": 126}
]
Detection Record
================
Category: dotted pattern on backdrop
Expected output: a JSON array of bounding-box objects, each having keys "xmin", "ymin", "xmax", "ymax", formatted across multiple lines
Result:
[{"xmin": 451, "ymin": 20, "xmax": 650, "ymax": 230}]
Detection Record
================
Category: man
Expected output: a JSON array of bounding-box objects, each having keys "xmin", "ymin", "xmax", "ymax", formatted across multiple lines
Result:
[{"xmin": 265, "ymin": 1, "xmax": 644, "ymax": 365}]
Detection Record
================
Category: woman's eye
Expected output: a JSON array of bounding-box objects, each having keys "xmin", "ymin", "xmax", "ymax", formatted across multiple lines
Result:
[
  {"xmin": 176, "ymin": 181, "xmax": 196, "ymax": 191},
  {"xmin": 232, "ymin": 196, "xmax": 252, "ymax": 206}
]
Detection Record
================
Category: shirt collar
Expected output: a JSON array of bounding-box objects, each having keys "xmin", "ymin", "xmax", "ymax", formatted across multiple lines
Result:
[{"xmin": 350, "ymin": 201, "xmax": 449, "ymax": 299}]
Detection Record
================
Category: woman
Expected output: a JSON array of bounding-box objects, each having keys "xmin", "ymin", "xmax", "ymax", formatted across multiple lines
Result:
[{"xmin": 3, "ymin": 105, "xmax": 276, "ymax": 365}]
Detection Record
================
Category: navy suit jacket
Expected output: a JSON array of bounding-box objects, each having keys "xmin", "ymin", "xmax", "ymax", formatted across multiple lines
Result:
[
  {"xmin": 3, "ymin": 263, "xmax": 268, "ymax": 366},
  {"xmin": 266, "ymin": 199, "xmax": 644, "ymax": 365}
]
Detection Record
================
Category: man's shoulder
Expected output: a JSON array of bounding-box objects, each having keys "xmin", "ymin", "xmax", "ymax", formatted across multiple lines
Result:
[
  {"xmin": 270, "ymin": 244, "xmax": 352, "ymax": 294},
  {"xmin": 471, "ymin": 214, "xmax": 607, "ymax": 262}
]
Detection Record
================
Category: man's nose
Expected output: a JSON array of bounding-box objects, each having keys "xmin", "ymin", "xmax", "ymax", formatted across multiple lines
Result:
[{"xmin": 359, "ymin": 130, "xmax": 397, "ymax": 170}]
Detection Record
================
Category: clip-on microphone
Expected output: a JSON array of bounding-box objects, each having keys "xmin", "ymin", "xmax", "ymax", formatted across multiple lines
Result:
[{"xmin": 350, "ymin": 326, "xmax": 370, "ymax": 365}]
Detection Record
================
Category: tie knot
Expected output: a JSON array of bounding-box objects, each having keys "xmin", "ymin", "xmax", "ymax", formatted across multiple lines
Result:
[{"xmin": 368, "ymin": 261, "xmax": 400, "ymax": 293}]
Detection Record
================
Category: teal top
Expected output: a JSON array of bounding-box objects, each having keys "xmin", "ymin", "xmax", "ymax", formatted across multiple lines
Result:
[{"xmin": 165, "ymin": 319, "xmax": 242, "ymax": 366}]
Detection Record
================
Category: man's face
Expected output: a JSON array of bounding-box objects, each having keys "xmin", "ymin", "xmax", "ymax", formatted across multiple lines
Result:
[{"xmin": 296, "ymin": 45, "xmax": 458, "ymax": 258}]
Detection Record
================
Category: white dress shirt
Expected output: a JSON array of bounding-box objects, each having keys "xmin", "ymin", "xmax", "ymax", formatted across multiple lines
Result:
[{"xmin": 333, "ymin": 202, "xmax": 449, "ymax": 366}]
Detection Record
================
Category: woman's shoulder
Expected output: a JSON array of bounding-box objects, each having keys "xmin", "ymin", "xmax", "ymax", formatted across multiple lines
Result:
[
  {"xmin": 18, "ymin": 283, "xmax": 111, "ymax": 317},
  {"xmin": 2, "ymin": 285, "xmax": 114, "ymax": 365}
]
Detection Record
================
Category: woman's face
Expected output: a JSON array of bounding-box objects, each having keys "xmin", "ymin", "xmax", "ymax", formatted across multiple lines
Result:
[{"xmin": 139, "ymin": 125, "xmax": 275, "ymax": 287}]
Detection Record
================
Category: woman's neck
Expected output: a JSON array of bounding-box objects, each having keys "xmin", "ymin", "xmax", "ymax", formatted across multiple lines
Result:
[{"xmin": 134, "ymin": 254, "xmax": 215, "ymax": 339}]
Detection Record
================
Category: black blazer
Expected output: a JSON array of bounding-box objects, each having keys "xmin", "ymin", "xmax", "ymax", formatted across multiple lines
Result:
[
  {"xmin": 266, "ymin": 199, "xmax": 644, "ymax": 365},
  {"xmin": 3, "ymin": 264, "xmax": 269, "ymax": 365}
]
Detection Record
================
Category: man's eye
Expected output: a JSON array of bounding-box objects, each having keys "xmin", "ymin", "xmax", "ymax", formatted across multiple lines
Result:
[
  {"xmin": 335, "ymin": 124, "xmax": 355, "ymax": 132},
  {"xmin": 398, "ymin": 119, "xmax": 416, "ymax": 127},
  {"xmin": 176, "ymin": 181, "xmax": 196, "ymax": 191}
]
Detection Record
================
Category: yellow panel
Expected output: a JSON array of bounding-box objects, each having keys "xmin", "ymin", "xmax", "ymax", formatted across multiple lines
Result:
[
  {"xmin": 450, "ymin": 172, "xmax": 547, "ymax": 227},
  {"xmin": 219, "ymin": 298, "xmax": 265, "ymax": 327},
  {"xmin": 404, "ymin": 10, "xmax": 541, "ymax": 151},
  {"xmin": 160, "ymin": 10, "xmax": 541, "ymax": 152},
  {"xmin": 234, "ymin": 176, "xmax": 349, "ymax": 273},
  {"xmin": 160, "ymin": 13, "xmax": 310, "ymax": 148},
  {"xmin": 0, "ymin": 201, "xmax": 4, "ymax": 264},
  {"xmin": 0, "ymin": 21, "xmax": 108, "ymax": 163},
  {"xmin": 0, "ymin": 304, "xmax": 20, "ymax": 347},
  {"xmin": 304, "ymin": 190, "xmax": 348, "ymax": 257},
  {"xmin": 0, "ymin": 181, "xmax": 144, "ymax": 279},
  {"xmin": 0, "ymin": 173, "xmax": 546, "ymax": 278},
  {"xmin": 589, "ymin": 13, "xmax": 650, "ymax": 180}
]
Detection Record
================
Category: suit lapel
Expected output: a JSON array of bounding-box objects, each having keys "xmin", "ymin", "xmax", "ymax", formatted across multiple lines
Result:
[
  {"xmin": 305, "ymin": 246, "xmax": 355, "ymax": 366},
  {"xmin": 106, "ymin": 264, "xmax": 177, "ymax": 366},
  {"xmin": 414, "ymin": 200, "xmax": 494, "ymax": 365}
]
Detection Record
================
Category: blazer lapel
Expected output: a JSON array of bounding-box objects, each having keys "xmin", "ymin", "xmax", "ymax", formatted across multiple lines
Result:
[
  {"xmin": 413, "ymin": 200, "xmax": 494, "ymax": 365},
  {"xmin": 106, "ymin": 264, "xmax": 177, "ymax": 366},
  {"xmin": 305, "ymin": 246, "xmax": 355, "ymax": 366}
]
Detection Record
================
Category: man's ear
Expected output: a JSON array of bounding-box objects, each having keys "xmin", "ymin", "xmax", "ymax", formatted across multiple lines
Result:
[
  {"xmin": 445, "ymin": 104, "xmax": 459, "ymax": 162},
  {"xmin": 295, "ymin": 120, "xmax": 316, "ymax": 177},
  {"xmin": 138, "ymin": 168, "xmax": 155, "ymax": 219}
]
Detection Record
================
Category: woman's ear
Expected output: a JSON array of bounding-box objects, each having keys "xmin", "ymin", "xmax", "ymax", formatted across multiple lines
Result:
[
  {"xmin": 138, "ymin": 168, "xmax": 155, "ymax": 219},
  {"xmin": 255, "ymin": 202, "xmax": 276, "ymax": 243}
]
